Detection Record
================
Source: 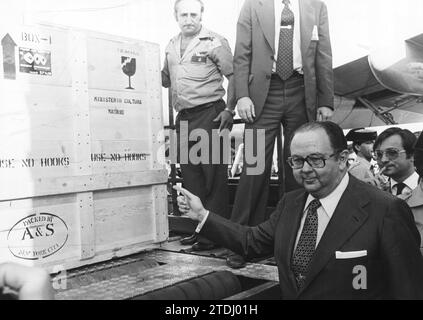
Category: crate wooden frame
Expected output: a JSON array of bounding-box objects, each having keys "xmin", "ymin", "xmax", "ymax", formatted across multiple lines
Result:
[{"xmin": 0, "ymin": 24, "xmax": 168, "ymax": 270}]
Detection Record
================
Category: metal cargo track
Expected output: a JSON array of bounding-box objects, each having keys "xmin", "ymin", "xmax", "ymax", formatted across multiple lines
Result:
[{"xmin": 54, "ymin": 238, "xmax": 279, "ymax": 300}]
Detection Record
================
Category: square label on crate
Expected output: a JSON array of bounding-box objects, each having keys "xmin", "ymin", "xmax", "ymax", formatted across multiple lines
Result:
[{"xmin": 19, "ymin": 47, "xmax": 52, "ymax": 76}]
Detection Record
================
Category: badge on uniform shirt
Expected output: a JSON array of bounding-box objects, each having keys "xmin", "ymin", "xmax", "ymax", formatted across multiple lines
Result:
[{"xmin": 191, "ymin": 52, "xmax": 207, "ymax": 64}]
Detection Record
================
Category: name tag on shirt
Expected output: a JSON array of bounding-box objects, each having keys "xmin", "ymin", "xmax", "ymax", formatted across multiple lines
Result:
[{"xmin": 191, "ymin": 54, "xmax": 207, "ymax": 64}]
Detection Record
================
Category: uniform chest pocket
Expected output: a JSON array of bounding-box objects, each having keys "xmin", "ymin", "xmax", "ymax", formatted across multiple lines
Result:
[{"xmin": 183, "ymin": 61, "xmax": 214, "ymax": 81}]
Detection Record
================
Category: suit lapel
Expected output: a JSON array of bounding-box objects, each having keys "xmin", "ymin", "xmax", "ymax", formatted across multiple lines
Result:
[
  {"xmin": 298, "ymin": 177, "xmax": 370, "ymax": 295},
  {"xmin": 256, "ymin": 0, "xmax": 275, "ymax": 53},
  {"xmin": 279, "ymin": 191, "xmax": 308, "ymax": 294},
  {"xmin": 299, "ymin": 0, "xmax": 314, "ymax": 56}
]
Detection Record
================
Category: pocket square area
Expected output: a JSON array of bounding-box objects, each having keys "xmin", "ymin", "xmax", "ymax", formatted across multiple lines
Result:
[{"xmin": 335, "ymin": 250, "xmax": 367, "ymax": 259}]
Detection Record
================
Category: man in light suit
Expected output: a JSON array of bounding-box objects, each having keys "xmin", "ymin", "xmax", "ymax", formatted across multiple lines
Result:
[
  {"xmin": 176, "ymin": 122, "xmax": 423, "ymax": 299},
  {"xmin": 229, "ymin": 0, "xmax": 334, "ymax": 268}
]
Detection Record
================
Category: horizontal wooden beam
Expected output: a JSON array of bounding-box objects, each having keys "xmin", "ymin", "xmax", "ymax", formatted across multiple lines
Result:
[{"xmin": 0, "ymin": 169, "xmax": 168, "ymax": 201}]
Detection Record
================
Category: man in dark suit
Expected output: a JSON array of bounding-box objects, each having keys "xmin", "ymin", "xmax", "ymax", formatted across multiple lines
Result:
[
  {"xmin": 176, "ymin": 122, "xmax": 423, "ymax": 299},
  {"xmin": 230, "ymin": 0, "xmax": 334, "ymax": 267}
]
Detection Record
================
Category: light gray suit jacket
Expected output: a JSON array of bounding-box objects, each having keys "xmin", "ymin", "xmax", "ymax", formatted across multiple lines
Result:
[{"xmin": 234, "ymin": 0, "xmax": 334, "ymax": 121}]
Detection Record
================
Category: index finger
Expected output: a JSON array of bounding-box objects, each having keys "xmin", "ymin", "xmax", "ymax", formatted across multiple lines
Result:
[
  {"xmin": 251, "ymin": 104, "xmax": 256, "ymax": 118},
  {"xmin": 246, "ymin": 110, "xmax": 254, "ymax": 123}
]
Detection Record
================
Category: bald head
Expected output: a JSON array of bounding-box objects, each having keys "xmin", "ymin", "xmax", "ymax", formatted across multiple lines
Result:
[
  {"xmin": 174, "ymin": 0, "xmax": 204, "ymax": 37},
  {"xmin": 174, "ymin": 0, "xmax": 204, "ymax": 17}
]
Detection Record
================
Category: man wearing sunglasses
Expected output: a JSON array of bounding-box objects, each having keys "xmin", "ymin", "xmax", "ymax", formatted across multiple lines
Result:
[
  {"xmin": 373, "ymin": 127, "xmax": 418, "ymax": 197},
  {"xmin": 175, "ymin": 121, "xmax": 423, "ymax": 299}
]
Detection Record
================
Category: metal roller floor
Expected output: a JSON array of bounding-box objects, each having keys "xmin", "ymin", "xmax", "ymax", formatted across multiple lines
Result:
[{"xmin": 54, "ymin": 238, "xmax": 279, "ymax": 300}]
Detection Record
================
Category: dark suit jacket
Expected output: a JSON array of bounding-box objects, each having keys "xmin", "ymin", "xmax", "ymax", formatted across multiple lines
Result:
[
  {"xmin": 234, "ymin": 0, "xmax": 334, "ymax": 121},
  {"xmin": 201, "ymin": 175, "xmax": 423, "ymax": 299}
]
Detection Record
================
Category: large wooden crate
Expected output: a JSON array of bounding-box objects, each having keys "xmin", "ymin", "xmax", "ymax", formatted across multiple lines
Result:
[{"xmin": 0, "ymin": 24, "xmax": 168, "ymax": 270}]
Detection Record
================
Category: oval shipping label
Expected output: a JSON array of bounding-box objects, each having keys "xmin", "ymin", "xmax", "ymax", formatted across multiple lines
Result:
[{"xmin": 7, "ymin": 213, "xmax": 68, "ymax": 260}]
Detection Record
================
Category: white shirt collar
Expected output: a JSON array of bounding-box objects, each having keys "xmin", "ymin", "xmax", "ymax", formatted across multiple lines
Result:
[
  {"xmin": 304, "ymin": 173, "xmax": 350, "ymax": 220},
  {"xmin": 273, "ymin": 0, "xmax": 302, "ymax": 70},
  {"xmin": 275, "ymin": 0, "xmax": 299, "ymax": 11},
  {"xmin": 284, "ymin": 0, "xmax": 298, "ymax": 11},
  {"xmin": 392, "ymin": 171, "xmax": 420, "ymax": 190}
]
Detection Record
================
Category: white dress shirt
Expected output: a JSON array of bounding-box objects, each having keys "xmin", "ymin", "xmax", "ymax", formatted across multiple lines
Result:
[
  {"xmin": 391, "ymin": 171, "xmax": 420, "ymax": 196},
  {"xmin": 294, "ymin": 173, "xmax": 350, "ymax": 250},
  {"xmin": 273, "ymin": 0, "xmax": 302, "ymax": 73}
]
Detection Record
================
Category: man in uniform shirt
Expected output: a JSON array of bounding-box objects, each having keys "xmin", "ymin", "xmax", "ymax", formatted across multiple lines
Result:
[
  {"xmin": 345, "ymin": 128, "xmax": 378, "ymax": 184},
  {"xmin": 373, "ymin": 127, "xmax": 419, "ymax": 197},
  {"xmin": 162, "ymin": 0, "xmax": 236, "ymax": 250}
]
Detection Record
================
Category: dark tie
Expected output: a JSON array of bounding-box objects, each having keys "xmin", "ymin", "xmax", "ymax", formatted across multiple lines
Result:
[
  {"xmin": 276, "ymin": 0, "xmax": 295, "ymax": 80},
  {"xmin": 291, "ymin": 199, "xmax": 321, "ymax": 289},
  {"xmin": 395, "ymin": 182, "xmax": 407, "ymax": 195}
]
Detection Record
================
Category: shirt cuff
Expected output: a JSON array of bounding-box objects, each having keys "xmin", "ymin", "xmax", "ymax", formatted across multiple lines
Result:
[{"xmin": 195, "ymin": 210, "xmax": 210, "ymax": 233}]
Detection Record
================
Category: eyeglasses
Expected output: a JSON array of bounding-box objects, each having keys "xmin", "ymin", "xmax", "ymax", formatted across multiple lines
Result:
[
  {"xmin": 374, "ymin": 148, "xmax": 406, "ymax": 161},
  {"xmin": 287, "ymin": 153, "xmax": 337, "ymax": 169}
]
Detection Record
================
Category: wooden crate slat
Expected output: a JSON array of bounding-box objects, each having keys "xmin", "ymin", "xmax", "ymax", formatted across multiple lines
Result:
[
  {"xmin": 76, "ymin": 192, "xmax": 95, "ymax": 260},
  {"xmin": 0, "ymin": 169, "xmax": 168, "ymax": 200}
]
